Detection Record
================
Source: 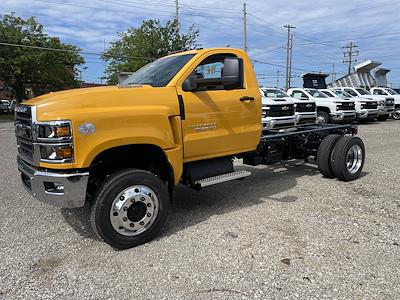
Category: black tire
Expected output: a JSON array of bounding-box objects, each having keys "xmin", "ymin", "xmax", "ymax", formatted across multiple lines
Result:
[
  {"xmin": 317, "ymin": 134, "xmax": 341, "ymax": 178},
  {"xmin": 377, "ymin": 115, "xmax": 388, "ymax": 121},
  {"xmin": 90, "ymin": 169, "xmax": 169, "ymax": 249},
  {"xmin": 317, "ymin": 111, "xmax": 330, "ymax": 124},
  {"xmin": 331, "ymin": 136, "xmax": 365, "ymax": 181}
]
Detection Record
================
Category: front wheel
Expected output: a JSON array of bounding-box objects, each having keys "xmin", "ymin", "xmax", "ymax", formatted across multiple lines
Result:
[
  {"xmin": 316, "ymin": 111, "xmax": 330, "ymax": 124},
  {"xmin": 331, "ymin": 136, "xmax": 365, "ymax": 181},
  {"xmin": 90, "ymin": 169, "xmax": 169, "ymax": 249},
  {"xmin": 392, "ymin": 110, "xmax": 400, "ymax": 120}
]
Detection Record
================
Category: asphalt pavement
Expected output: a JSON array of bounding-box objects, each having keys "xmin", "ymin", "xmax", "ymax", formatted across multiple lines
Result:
[{"xmin": 0, "ymin": 120, "xmax": 399, "ymax": 299}]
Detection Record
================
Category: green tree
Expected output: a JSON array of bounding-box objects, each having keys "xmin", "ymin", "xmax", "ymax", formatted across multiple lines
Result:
[
  {"xmin": 0, "ymin": 13, "xmax": 84, "ymax": 100},
  {"xmin": 103, "ymin": 19, "xmax": 199, "ymax": 84}
]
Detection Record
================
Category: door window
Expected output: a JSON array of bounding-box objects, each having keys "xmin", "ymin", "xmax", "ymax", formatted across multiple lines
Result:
[{"xmin": 193, "ymin": 54, "xmax": 241, "ymax": 91}]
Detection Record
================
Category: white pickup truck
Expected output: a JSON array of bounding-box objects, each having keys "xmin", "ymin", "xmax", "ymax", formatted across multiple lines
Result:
[
  {"xmin": 370, "ymin": 87, "xmax": 400, "ymax": 120},
  {"xmin": 261, "ymin": 88, "xmax": 317, "ymax": 126},
  {"xmin": 332, "ymin": 87, "xmax": 394, "ymax": 121},
  {"xmin": 259, "ymin": 88, "xmax": 296, "ymax": 130},
  {"xmin": 321, "ymin": 89, "xmax": 377, "ymax": 122},
  {"xmin": 287, "ymin": 88, "xmax": 356, "ymax": 124}
]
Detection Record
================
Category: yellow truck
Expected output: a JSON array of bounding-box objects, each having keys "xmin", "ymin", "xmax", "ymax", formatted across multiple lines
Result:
[{"xmin": 15, "ymin": 48, "xmax": 366, "ymax": 249}]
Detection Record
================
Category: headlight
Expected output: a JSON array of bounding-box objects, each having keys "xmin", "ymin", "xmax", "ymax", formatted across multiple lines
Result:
[
  {"xmin": 37, "ymin": 120, "xmax": 72, "ymax": 141},
  {"xmin": 40, "ymin": 144, "xmax": 74, "ymax": 161},
  {"xmin": 35, "ymin": 120, "xmax": 74, "ymax": 163},
  {"xmin": 262, "ymin": 106, "xmax": 270, "ymax": 118}
]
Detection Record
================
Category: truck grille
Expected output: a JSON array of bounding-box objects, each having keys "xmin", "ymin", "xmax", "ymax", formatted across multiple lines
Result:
[
  {"xmin": 15, "ymin": 105, "xmax": 34, "ymax": 163},
  {"xmin": 265, "ymin": 104, "xmax": 295, "ymax": 117},
  {"xmin": 385, "ymin": 98, "xmax": 395, "ymax": 107},
  {"xmin": 337, "ymin": 102, "xmax": 355, "ymax": 111},
  {"xmin": 361, "ymin": 102, "xmax": 378, "ymax": 109},
  {"xmin": 296, "ymin": 103, "xmax": 315, "ymax": 112}
]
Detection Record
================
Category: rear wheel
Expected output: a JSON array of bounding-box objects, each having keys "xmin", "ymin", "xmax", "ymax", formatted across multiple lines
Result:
[
  {"xmin": 331, "ymin": 136, "xmax": 365, "ymax": 181},
  {"xmin": 90, "ymin": 169, "xmax": 169, "ymax": 249},
  {"xmin": 317, "ymin": 134, "xmax": 341, "ymax": 178},
  {"xmin": 316, "ymin": 111, "xmax": 330, "ymax": 124}
]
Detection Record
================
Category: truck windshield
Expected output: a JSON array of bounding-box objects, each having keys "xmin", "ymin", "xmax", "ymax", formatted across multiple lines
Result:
[
  {"xmin": 355, "ymin": 88, "xmax": 371, "ymax": 95},
  {"xmin": 333, "ymin": 90, "xmax": 352, "ymax": 98},
  {"xmin": 306, "ymin": 90, "xmax": 327, "ymax": 98},
  {"xmin": 264, "ymin": 89, "xmax": 288, "ymax": 98},
  {"xmin": 385, "ymin": 88, "xmax": 398, "ymax": 95},
  {"xmin": 121, "ymin": 54, "xmax": 195, "ymax": 87}
]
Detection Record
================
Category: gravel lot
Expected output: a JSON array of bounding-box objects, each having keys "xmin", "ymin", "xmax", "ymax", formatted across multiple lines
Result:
[{"xmin": 1, "ymin": 120, "xmax": 399, "ymax": 300}]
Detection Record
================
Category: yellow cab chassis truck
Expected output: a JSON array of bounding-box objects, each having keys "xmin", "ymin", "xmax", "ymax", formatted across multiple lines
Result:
[{"xmin": 15, "ymin": 48, "xmax": 365, "ymax": 249}]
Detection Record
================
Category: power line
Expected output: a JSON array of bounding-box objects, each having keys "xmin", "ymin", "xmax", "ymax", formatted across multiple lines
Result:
[{"xmin": 0, "ymin": 42, "xmax": 156, "ymax": 60}]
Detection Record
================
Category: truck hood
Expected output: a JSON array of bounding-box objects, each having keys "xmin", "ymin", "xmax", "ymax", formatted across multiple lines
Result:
[{"xmin": 23, "ymin": 85, "xmax": 179, "ymax": 120}]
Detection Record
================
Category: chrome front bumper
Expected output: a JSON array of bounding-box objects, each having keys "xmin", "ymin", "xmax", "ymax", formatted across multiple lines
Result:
[
  {"xmin": 262, "ymin": 116, "xmax": 296, "ymax": 129},
  {"xmin": 18, "ymin": 157, "xmax": 89, "ymax": 208},
  {"xmin": 356, "ymin": 109, "xmax": 378, "ymax": 119},
  {"xmin": 330, "ymin": 111, "xmax": 356, "ymax": 121},
  {"xmin": 378, "ymin": 107, "xmax": 395, "ymax": 115}
]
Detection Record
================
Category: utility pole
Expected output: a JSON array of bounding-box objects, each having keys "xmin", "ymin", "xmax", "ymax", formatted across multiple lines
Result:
[
  {"xmin": 343, "ymin": 41, "xmax": 359, "ymax": 75},
  {"xmin": 175, "ymin": 0, "xmax": 180, "ymax": 34},
  {"xmin": 288, "ymin": 33, "xmax": 294, "ymax": 89},
  {"xmin": 276, "ymin": 69, "xmax": 280, "ymax": 88},
  {"xmin": 243, "ymin": 2, "xmax": 247, "ymax": 52},
  {"xmin": 331, "ymin": 63, "xmax": 336, "ymax": 84},
  {"xmin": 284, "ymin": 24, "xmax": 295, "ymax": 90}
]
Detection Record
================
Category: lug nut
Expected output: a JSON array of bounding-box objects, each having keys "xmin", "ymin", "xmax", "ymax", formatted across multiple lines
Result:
[
  {"xmin": 147, "ymin": 213, "xmax": 151, "ymax": 217},
  {"xmin": 113, "ymin": 212, "xmax": 118, "ymax": 216},
  {"xmin": 120, "ymin": 196, "xmax": 125, "ymax": 200},
  {"xmin": 140, "ymin": 221, "xmax": 144, "ymax": 225},
  {"xmin": 141, "ymin": 197, "xmax": 145, "ymax": 201},
  {"xmin": 147, "ymin": 203, "xmax": 151, "ymax": 207},
  {"xmin": 130, "ymin": 223, "xmax": 135, "ymax": 228},
  {"xmin": 123, "ymin": 207, "xmax": 128, "ymax": 211},
  {"xmin": 123, "ymin": 217, "xmax": 128, "ymax": 222},
  {"xmin": 131, "ymin": 198, "xmax": 135, "ymax": 203}
]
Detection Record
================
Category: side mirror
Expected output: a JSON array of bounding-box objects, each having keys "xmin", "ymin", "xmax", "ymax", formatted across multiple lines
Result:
[
  {"xmin": 222, "ymin": 57, "xmax": 243, "ymax": 89},
  {"xmin": 182, "ymin": 76, "xmax": 198, "ymax": 92}
]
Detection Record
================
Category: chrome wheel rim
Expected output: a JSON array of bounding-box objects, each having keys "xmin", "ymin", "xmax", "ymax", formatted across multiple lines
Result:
[
  {"xmin": 393, "ymin": 111, "xmax": 400, "ymax": 120},
  {"xmin": 346, "ymin": 145, "xmax": 363, "ymax": 174},
  {"xmin": 316, "ymin": 115, "xmax": 326, "ymax": 124},
  {"xmin": 110, "ymin": 185, "xmax": 159, "ymax": 236}
]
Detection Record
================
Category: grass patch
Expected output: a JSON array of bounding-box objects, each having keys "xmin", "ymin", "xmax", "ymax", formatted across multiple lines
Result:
[{"xmin": 0, "ymin": 114, "xmax": 14, "ymax": 122}]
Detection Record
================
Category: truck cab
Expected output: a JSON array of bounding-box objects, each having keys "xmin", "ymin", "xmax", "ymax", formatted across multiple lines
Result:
[
  {"xmin": 15, "ymin": 48, "xmax": 365, "ymax": 249},
  {"xmin": 370, "ymin": 87, "xmax": 400, "ymax": 120},
  {"xmin": 287, "ymin": 88, "xmax": 356, "ymax": 124},
  {"xmin": 261, "ymin": 88, "xmax": 316, "ymax": 126}
]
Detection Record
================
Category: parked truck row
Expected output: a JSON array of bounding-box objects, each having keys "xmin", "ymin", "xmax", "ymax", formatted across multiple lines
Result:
[{"xmin": 15, "ymin": 48, "xmax": 366, "ymax": 249}]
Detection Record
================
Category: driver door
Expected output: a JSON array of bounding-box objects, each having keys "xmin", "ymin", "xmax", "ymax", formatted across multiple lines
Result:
[{"xmin": 176, "ymin": 51, "xmax": 260, "ymax": 162}]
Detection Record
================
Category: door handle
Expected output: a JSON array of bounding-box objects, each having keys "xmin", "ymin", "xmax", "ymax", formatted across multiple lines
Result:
[{"xmin": 240, "ymin": 96, "xmax": 255, "ymax": 102}]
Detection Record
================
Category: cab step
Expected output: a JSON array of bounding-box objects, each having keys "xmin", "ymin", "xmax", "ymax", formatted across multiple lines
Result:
[{"xmin": 195, "ymin": 170, "xmax": 251, "ymax": 188}]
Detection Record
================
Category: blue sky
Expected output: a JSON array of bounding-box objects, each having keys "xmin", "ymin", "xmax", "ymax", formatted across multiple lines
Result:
[{"xmin": 1, "ymin": 0, "xmax": 400, "ymax": 88}]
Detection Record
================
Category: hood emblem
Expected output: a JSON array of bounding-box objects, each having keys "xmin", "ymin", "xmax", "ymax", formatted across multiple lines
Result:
[
  {"xmin": 306, "ymin": 104, "xmax": 312, "ymax": 108},
  {"xmin": 281, "ymin": 106, "xmax": 289, "ymax": 110}
]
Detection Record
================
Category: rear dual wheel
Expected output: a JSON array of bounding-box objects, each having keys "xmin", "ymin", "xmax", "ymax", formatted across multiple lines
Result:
[{"xmin": 317, "ymin": 135, "xmax": 365, "ymax": 181}]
